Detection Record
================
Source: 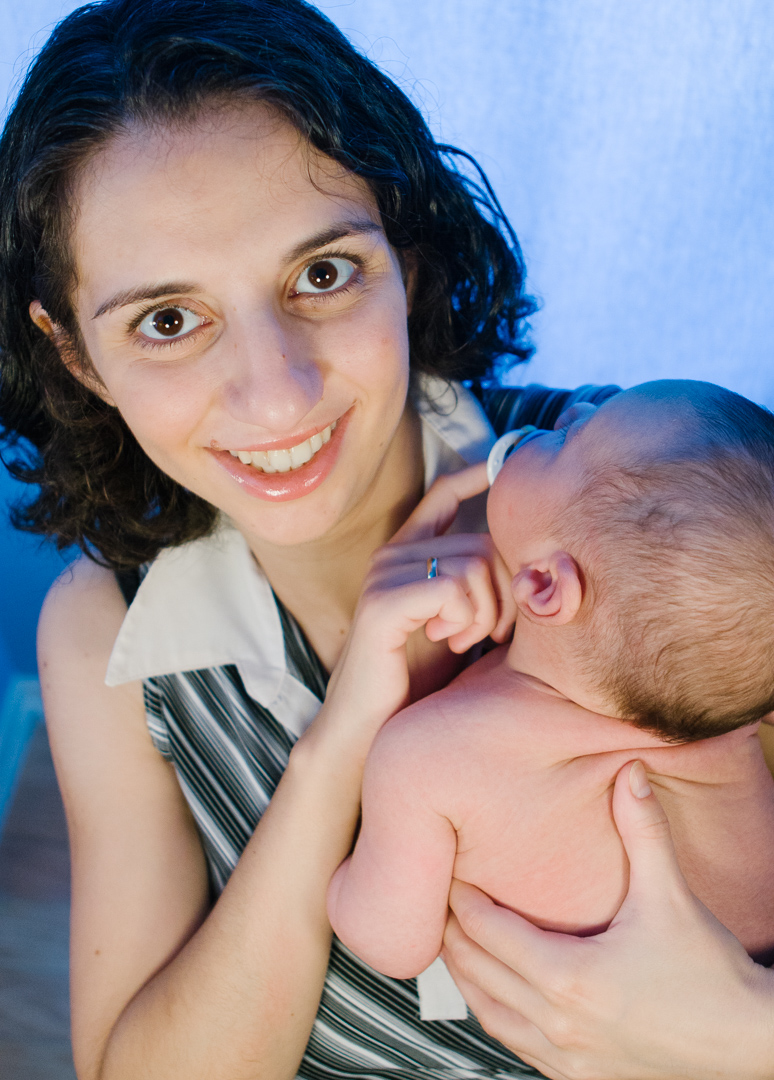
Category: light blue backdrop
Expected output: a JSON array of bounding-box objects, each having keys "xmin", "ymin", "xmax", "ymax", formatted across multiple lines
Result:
[{"xmin": 1, "ymin": 0, "xmax": 773, "ymax": 672}]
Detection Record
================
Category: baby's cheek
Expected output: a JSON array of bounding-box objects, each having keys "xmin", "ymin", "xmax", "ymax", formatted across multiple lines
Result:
[{"xmin": 486, "ymin": 476, "xmax": 519, "ymax": 565}]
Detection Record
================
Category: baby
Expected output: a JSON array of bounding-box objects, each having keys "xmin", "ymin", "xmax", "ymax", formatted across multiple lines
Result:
[{"xmin": 327, "ymin": 380, "xmax": 774, "ymax": 1012}]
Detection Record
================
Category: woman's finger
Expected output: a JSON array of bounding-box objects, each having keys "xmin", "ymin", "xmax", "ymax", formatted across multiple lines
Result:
[
  {"xmin": 442, "ymin": 908, "xmax": 541, "ymax": 1014},
  {"xmin": 391, "ymin": 464, "xmax": 489, "ymax": 543},
  {"xmin": 609, "ymin": 761, "xmax": 691, "ymax": 917},
  {"xmin": 488, "ymin": 546, "xmax": 517, "ymax": 642},
  {"xmin": 444, "ymin": 881, "xmax": 587, "ymax": 1015},
  {"xmin": 428, "ymin": 555, "xmax": 498, "ymax": 651},
  {"xmin": 441, "ymin": 961, "xmax": 563, "ymax": 1080},
  {"xmin": 355, "ymin": 576, "xmax": 476, "ymax": 651},
  {"xmin": 371, "ymin": 532, "xmax": 516, "ymax": 648},
  {"xmin": 446, "ymin": 880, "xmax": 585, "ymax": 992},
  {"xmin": 366, "ymin": 549, "xmax": 502, "ymax": 652},
  {"xmin": 372, "ymin": 531, "xmax": 492, "ymax": 568}
]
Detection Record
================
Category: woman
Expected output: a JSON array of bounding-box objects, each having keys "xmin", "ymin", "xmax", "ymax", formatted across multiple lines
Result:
[{"xmin": 0, "ymin": 2, "xmax": 771, "ymax": 1078}]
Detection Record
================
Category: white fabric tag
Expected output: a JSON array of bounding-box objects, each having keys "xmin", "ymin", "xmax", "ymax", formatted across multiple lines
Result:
[{"xmin": 416, "ymin": 956, "xmax": 469, "ymax": 1021}]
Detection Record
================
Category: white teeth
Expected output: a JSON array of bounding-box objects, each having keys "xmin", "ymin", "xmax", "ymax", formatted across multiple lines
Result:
[
  {"xmin": 289, "ymin": 440, "xmax": 314, "ymax": 468},
  {"xmin": 267, "ymin": 448, "xmax": 292, "ymax": 472},
  {"xmin": 228, "ymin": 420, "xmax": 337, "ymax": 473},
  {"xmin": 249, "ymin": 450, "xmax": 271, "ymax": 471}
]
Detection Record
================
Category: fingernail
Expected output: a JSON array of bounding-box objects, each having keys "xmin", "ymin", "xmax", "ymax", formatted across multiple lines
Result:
[{"xmin": 629, "ymin": 760, "xmax": 652, "ymax": 799}]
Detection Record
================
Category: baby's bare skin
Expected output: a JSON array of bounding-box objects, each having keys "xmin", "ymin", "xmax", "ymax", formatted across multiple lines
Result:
[
  {"xmin": 329, "ymin": 384, "xmax": 774, "ymax": 983},
  {"xmin": 328, "ymin": 644, "xmax": 774, "ymax": 979}
]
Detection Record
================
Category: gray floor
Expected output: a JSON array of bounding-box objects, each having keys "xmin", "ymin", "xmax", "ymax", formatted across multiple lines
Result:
[{"xmin": 0, "ymin": 723, "xmax": 76, "ymax": 1079}]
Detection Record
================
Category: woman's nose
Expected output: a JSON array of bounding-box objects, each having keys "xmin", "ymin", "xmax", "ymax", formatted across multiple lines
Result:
[{"xmin": 220, "ymin": 313, "xmax": 324, "ymax": 431}]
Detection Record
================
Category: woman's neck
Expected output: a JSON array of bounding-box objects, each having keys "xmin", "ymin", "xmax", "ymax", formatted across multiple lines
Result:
[{"xmin": 242, "ymin": 405, "xmax": 425, "ymax": 671}]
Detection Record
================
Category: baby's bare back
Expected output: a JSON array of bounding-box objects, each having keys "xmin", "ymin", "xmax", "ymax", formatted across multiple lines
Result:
[
  {"xmin": 329, "ymin": 647, "xmax": 774, "ymax": 979},
  {"xmin": 428, "ymin": 649, "xmax": 774, "ymax": 958}
]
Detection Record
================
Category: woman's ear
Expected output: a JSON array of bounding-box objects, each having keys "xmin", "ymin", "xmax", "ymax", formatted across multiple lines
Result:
[
  {"xmin": 511, "ymin": 551, "xmax": 583, "ymax": 625},
  {"xmin": 28, "ymin": 300, "xmax": 116, "ymax": 406},
  {"xmin": 29, "ymin": 300, "xmax": 59, "ymax": 342}
]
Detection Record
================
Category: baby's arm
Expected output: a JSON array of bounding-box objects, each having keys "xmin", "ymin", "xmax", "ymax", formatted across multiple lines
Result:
[{"xmin": 327, "ymin": 706, "xmax": 457, "ymax": 979}]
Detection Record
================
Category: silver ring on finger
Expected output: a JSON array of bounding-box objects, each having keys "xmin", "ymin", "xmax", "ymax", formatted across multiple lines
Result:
[{"xmin": 427, "ymin": 557, "xmax": 438, "ymax": 579}]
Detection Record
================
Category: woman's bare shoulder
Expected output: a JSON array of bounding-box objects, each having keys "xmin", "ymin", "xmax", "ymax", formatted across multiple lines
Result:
[
  {"xmin": 38, "ymin": 554, "xmax": 127, "ymax": 663},
  {"xmin": 37, "ymin": 554, "xmax": 149, "ymax": 760}
]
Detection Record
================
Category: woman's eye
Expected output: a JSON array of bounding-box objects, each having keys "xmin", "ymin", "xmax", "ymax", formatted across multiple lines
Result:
[
  {"xmin": 294, "ymin": 258, "xmax": 356, "ymax": 294},
  {"xmin": 138, "ymin": 306, "xmax": 203, "ymax": 341}
]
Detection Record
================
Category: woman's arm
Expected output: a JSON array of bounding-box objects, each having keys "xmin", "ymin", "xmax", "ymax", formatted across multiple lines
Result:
[
  {"xmin": 46, "ymin": 466, "xmax": 504, "ymax": 1080},
  {"xmin": 442, "ymin": 761, "xmax": 774, "ymax": 1080},
  {"xmin": 41, "ymin": 558, "xmax": 370, "ymax": 1080}
]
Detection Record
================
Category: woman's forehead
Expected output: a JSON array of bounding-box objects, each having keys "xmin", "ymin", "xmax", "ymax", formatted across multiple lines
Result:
[
  {"xmin": 70, "ymin": 100, "xmax": 380, "ymax": 292},
  {"xmin": 81, "ymin": 101, "xmax": 369, "ymax": 207}
]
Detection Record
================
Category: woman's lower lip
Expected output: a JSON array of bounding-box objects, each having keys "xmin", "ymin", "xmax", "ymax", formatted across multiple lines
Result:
[{"xmin": 208, "ymin": 409, "xmax": 351, "ymax": 502}]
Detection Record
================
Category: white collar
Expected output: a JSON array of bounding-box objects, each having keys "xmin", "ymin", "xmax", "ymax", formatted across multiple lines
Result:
[{"xmin": 105, "ymin": 377, "xmax": 495, "ymax": 735}]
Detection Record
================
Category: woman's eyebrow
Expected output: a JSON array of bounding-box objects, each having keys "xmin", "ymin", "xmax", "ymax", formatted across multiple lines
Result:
[
  {"xmin": 92, "ymin": 281, "xmax": 198, "ymax": 320},
  {"xmin": 91, "ymin": 222, "xmax": 383, "ymax": 321},
  {"xmin": 283, "ymin": 219, "xmax": 382, "ymax": 265}
]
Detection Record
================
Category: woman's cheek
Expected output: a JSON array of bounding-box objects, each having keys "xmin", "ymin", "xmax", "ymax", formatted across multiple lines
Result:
[
  {"xmin": 112, "ymin": 371, "xmax": 210, "ymax": 471},
  {"xmin": 334, "ymin": 298, "xmax": 410, "ymax": 396}
]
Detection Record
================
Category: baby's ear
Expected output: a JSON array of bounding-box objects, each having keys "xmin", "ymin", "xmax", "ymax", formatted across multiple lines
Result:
[{"xmin": 511, "ymin": 551, "xmax": 582, "ymax": 625}]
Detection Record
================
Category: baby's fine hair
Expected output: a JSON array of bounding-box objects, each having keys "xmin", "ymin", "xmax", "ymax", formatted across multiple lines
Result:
[{"xmin": 568, "ymin": 384, "xmax": 774, "ymax": 743}]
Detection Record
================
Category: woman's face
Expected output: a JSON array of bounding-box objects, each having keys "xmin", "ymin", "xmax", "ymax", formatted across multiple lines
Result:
[{"xmin": 62, "ymin": 102, "xmax": 415, "ymax": 547}]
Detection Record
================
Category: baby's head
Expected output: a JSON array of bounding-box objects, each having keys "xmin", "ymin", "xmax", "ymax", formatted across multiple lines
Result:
[{"xmin": 488, "ymin": 380, "xmax": 774, "ymax": 742}]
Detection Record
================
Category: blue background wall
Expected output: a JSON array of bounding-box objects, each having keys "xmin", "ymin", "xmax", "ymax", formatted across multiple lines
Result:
[
  {"xmin": 1, "ymin": 0, "xmax": 773, "ymax": 675},
  {"xmin": 0, "ymin": 469, "xmax": 66, "ymax": 675}
]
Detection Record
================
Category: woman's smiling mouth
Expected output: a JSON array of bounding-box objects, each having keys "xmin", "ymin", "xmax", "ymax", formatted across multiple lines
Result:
[
  {"xmin": 227, "ymin": 421, "xmax": 337, "ymax": 473},
  {"xmin": 210, "ymin": 410, "xmax": 352, "ymax": 502}
]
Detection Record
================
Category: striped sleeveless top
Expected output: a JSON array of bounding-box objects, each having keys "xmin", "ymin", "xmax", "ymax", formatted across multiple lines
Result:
[{"xmin": 114, "ymin": 381, "xmax": 620, "ymax": 1080}]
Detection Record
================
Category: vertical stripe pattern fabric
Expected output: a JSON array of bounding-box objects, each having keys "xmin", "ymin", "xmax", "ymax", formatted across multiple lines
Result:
[
  {"xmin": 143, "ymin": 648, "xmax": 542, "ymax": 1078},
  {"xmin": 140, "ymin": 384, "xmax": 619, "ymax": 1079}
]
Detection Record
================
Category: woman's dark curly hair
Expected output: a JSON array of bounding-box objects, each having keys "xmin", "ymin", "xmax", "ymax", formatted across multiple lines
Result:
[{"xmin": 0, "ymin": 0, "xmax": 535, "ymax": 568}]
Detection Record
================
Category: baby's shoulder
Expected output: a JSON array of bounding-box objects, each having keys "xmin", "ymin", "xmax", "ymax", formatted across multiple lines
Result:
[
  {"xmin": 370, "ymin": 687, "xmax": 473, "ymax": 757},
  {"xmin": 379, "ymin": 653, "xmax": 567, "ymax": 761},
  {"xmin": 364, "ymin": 669, "xmax": 503, "ymax": 778}
]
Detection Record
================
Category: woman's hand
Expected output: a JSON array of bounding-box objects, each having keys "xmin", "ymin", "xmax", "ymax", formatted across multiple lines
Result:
[
  {"xmin": 322, "ymin": 464, "xmax": 515, "ymax": 747},
  {"xmin": 378, "ymin": 462, "xmax": 516, "ymax": 652},
  {"xmin": 442, "ymin": 761, "xmax": 774, "ymax": 1080}
]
